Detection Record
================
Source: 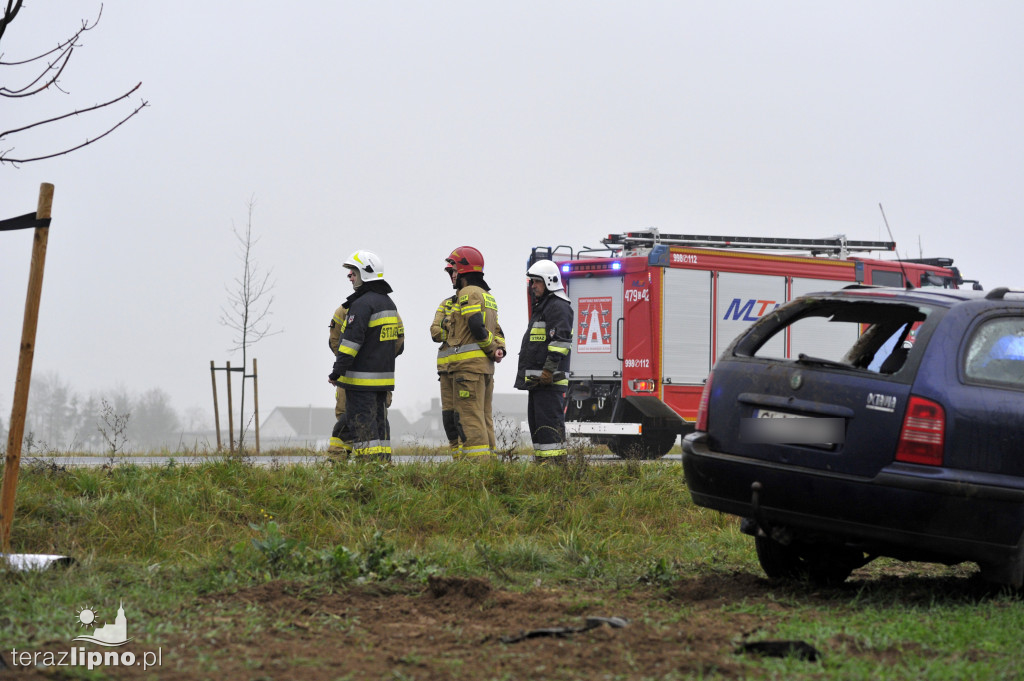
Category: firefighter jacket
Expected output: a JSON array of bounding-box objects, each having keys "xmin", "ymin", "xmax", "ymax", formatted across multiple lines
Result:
[
  {"xmin": 515, "ymin": 292, "xmax": 573, "ymax": 391},
  {"xmin": 329, "ymin": 282, "xmax": 403, "ymax": 391},
  {"xmin": 446, "ymin": 284, "xmax": 505, "ymax": 375},
  {"xmin": 430, "ymin": 294, "xmax": 458, "ymax": 375},
  {"xmin": 329, "ymin": 303, "xmax": 347, "ymax": 356},
  {"xmin": 332, "ymin": 302, "xmax": 405, "ymax": 359}
]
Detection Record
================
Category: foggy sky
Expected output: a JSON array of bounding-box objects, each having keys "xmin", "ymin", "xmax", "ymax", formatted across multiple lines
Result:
[{"xmin": 3, "ymin": 1, "xmax": 1023, "ymax": 428}]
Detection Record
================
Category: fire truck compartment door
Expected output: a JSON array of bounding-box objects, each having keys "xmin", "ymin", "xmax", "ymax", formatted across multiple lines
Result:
[
  {"xmin": 662, "ymin": 268, "xmax": 713, "ymax": 385},
  {"xmin": 788, "ymin": 277, "xmax": 860, "ymax": 360},
  {"xmin": 715, "ymin": 272, "xmax": 787, "ymax": 361},
  {"xmin": 569, "ymin": 274, "xmax": 623, "ymax": 379}
]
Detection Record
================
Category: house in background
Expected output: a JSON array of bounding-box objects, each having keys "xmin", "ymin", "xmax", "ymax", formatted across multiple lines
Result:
[
  {"xmin": 399, "ymin": 393, "xmax": 529, "ymax": 450},
  {"xmin": 260, "ymin": 393, "xmax": 528, "ymax": 451},
  {"xmin": 260, "ymin": 406, "xmax": 410, "ymax": 450},
  {"xmin": 259, "ymin": 406, "xmax": 337, "ymax": 449}
]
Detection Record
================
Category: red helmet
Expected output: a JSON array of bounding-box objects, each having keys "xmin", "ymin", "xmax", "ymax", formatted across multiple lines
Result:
[{"xmin": 445, "ymin": 246, "xmax": 484, "ymax": 275}]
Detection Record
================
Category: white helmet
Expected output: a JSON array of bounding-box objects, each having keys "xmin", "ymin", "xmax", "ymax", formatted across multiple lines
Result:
[
  {"xmin": 527, "ymin": 259, "xmax": 569, "ymax": 301},
  {"xmin": 344, "ymin": 250, "xmax": 386, "ymax": 283}
]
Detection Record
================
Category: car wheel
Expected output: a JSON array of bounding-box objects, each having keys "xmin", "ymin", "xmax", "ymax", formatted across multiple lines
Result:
[{"xmin": 754, "ymin": 536, "xmax": 862, "ymax": 586}]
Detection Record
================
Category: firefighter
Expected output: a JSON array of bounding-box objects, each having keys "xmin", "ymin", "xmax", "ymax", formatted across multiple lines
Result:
[
  {"xmin": 430, "ymin": 265, "xmax": 461, "ymax": 458},
  {"xmin": 328, "ymin": 299, "xmax": 403, "ymax": 459},
  {"xmin": 444, "ymin": 246, "xmax": 506, "ymax": 459},
  {"xmin": 328, "ymin": 250, "xmax": 403, "ymax": 461},
  {"xmin": 327, "ymin": 301, "xmax": 351, "ymax": 458},
  {"xmin": 515, "ymin": 259, "xmax": 574, "ymax": 462}
]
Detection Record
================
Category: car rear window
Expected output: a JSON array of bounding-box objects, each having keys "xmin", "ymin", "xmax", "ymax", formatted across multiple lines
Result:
[
  {"xmin": 965, "ymin": 317, "xmax": 1024, "ymax": 388},
  {"xmin": 741, "ymin": 299, "xmax": 931, "ymax": 375}
]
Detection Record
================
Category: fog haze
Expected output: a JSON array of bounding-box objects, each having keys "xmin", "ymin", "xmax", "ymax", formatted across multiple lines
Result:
[{"xmin": 3, "ymin": 2, "xmax": 1023, "ymax": 436}]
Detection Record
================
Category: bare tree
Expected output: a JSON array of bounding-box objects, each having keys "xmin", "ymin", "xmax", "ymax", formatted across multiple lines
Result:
[
  {"xmin": 219, "ymin": 196, "xmax": 277, "ymax": 450},
  {"xmin": 0, "ymin": 2, "xmax": 147, "ymax": 165}
]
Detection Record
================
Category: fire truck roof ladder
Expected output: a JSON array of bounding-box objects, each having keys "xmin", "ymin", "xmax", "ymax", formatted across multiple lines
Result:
[{"xmin": 603, "ymin": 230, "xmax": 896, "ymax": 259}]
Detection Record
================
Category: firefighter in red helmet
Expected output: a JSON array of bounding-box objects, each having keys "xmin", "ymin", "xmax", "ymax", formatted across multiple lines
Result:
[
  {"xmin": 430, "ymin": 264, "xmax": 461, "ymax": 458},
  {"xmin": 444, "ymin": 246, "xmax": 506, "ymax": 459}
]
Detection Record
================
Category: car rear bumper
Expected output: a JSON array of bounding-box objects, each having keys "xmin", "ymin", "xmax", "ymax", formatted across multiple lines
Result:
[{"xmin": 682, "ymin": 432, "xmax": 1024, "ymax": 567}]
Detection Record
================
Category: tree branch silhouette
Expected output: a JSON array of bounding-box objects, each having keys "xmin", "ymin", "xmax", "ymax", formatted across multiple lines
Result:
[{"xmin": 0, "ymin": 2, "xmax": 147, "ymax": 165}]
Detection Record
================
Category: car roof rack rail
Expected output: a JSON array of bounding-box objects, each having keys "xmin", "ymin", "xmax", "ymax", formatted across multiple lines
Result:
[{"xmin": 984, "ymin": 287, "xmax": 1024, "ymax": 300}]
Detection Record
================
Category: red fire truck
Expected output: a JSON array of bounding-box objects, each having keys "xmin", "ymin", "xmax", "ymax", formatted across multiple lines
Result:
[{"xmin": 528, "ymin": 230, "xmax": 973, "ymax": 459}]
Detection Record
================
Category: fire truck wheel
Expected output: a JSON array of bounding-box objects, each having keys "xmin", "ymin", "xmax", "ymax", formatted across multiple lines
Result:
[{"xmin": 608, "ymin": 432, "xmax": 677, "ymax": 460}]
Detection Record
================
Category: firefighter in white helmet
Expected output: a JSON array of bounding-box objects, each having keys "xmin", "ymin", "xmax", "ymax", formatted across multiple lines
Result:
[
  {"xmin": 515, "ymin": 259, "xmax": 574, "ymax": 462},
  {"xmin": 328, "ymin": 297, "xmax": 402, "ymax": 460},
  {"xmin": 328, "ymin": 250, "xmax": 403, "ymax": 460}
]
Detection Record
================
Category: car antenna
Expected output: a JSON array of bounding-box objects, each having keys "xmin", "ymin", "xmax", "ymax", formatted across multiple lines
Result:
[{"xmin": 878, "ymin": 203, "xmax": 912, "ymax": 289}]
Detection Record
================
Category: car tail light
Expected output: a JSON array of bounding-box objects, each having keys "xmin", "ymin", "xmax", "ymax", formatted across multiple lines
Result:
[
  {"xmin": 895, "ymin": 395, "xmax": 945, "ymax": 466},
  {"xmin": 695, "ymin": 372, "xmax": 713, "ymax": 432}
]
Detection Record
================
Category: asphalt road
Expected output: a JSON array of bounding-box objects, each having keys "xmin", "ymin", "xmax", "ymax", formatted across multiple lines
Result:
[{"xmin": 21, "ymin": 453, "xmax": 683, "ymax": 467}]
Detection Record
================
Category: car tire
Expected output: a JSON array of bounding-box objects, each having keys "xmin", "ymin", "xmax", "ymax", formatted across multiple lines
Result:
[{"xmin": 754, "ymin": 536, "xmax": 862, "ymax": 586}]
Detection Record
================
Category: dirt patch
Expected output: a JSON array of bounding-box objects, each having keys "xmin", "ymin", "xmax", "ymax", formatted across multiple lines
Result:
[
  {"xmin": 103, "ymin": 576, "xmax": 770, "ymax": 680},
  {"xmin": 7, "ymin": 573, "xmax": 932, "ymax": 680}
]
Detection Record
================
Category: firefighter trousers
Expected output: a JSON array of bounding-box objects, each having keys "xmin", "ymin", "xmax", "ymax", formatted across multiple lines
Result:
[
  {"xmin": 527, "ymin": 390, "xmax": 567, "ymax": 460},
  {"xmin": 328, "ymin": 389, "xmax": 393, "ymax": 459},
  {"xmin": 335, "ymin": 386, "xmax": 346, "ymax": 419},
  {"xmin": 452, "ymin": 370, "xmax": 495, "ymax": 458},
  {"xmin": 331, "ymin": 390, "xmax": 391, "ymax": 461},
  {"xmin": 438, "ymin": 373, "xmax": 460, "ymax": 458}
]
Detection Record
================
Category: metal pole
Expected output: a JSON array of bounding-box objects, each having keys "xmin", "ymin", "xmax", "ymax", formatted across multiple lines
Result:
[
  {"xmin": 210, "ymin": 360, "xmax": 222, "ymax": 452},
  {"xmin": 252, "ymin": 358, "xmax": 260, "ymax": 455},
  {"xmin": 226, "ymin": 361, "xmax": 235, "ymax": 453},
  {"xmin": 1, "ymin": 183, "xmax": 54, "ymax": 553}
]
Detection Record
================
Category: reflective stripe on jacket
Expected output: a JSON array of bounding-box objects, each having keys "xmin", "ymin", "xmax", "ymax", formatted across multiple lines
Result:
[
  {"xmin": 431, "ymin": 295, "xmax": 458, "ymax": 374},
  {"xmin": 330, "ymin": 288, "xmax": 402, "ymax": 391},
  {"xmin": 515, "ymin": 292, "xmax": 573, "ymax": 391},
  {"xmin": 447, "ymin": 285, "xmax": 505, "ymax": 375}
]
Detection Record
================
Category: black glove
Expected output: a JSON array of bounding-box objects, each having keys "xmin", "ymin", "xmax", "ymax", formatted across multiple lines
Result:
[{"xmin": 539, "ymin": 369, "xmax": 553, "ymax": 386}]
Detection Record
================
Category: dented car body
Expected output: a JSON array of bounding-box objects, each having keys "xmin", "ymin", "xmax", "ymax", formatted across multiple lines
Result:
[{"xmin": 682, "ymin": 286, "xmax": 1024, "ymax": 586}]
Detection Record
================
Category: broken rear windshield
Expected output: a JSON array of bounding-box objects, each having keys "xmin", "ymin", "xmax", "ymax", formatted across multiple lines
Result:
[{"xmin": 735, "ymin": 299, "xmax": 932, "ymax": 375}]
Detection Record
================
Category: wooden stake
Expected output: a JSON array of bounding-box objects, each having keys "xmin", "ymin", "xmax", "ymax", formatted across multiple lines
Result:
[
  {"xmin": 226, "ymin": 361, "xmax": 235, "ymax": 453},
  {"xmin": 252, "ymin": 358, "xmax": 261, "ymax": 455},
  {"xmin": 210, "ymin": 360, "xmax": 222, "ymax": 452},
  {"xmin": 1, "ymin": 183, "xmax": 54, "ymax": 553}
]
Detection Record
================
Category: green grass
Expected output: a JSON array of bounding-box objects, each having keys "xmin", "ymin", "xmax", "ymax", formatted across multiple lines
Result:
[{"xmin": 2, "ymin": 451, "xmax": 1022, "ymax": 679}]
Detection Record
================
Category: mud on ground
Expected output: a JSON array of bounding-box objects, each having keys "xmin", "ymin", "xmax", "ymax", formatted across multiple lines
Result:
[{"xmin": 8, "ymin": 570, "xmax": 981, "ymax": 680}]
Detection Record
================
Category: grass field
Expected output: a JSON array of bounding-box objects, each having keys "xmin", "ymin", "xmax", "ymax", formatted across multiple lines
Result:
[{"xmin": 1, "ymin": 451, "xmax": 1021, "ymax": 679}]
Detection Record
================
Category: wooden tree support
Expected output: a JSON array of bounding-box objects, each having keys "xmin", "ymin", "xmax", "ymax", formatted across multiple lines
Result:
[
  {"xmin": 1, "ymin": 183, "xmax": 54, "ymax": 554},
  {"xmin": 209, "ymin": 360, "xmax": 260, "ymax": 454}
]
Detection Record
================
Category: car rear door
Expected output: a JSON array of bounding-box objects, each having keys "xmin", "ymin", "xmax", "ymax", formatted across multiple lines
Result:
[{"xmin": 933, "ymin": 308, "xmax": 1024, "ymax": 476}]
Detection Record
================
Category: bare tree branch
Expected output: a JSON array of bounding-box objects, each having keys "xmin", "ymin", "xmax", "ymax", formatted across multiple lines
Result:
[
  {"xmin": 0, "ymin": 5, "xmax": 100, "ymax": 94},
  {"xmin": 0, "ymin": 2, "xmax": 144, "ymax": 165},
  {"xmin": 0, "ymin": 0, "xmax": 25, "ymax": 45},
  {"xmin": 0, "ymin": 85, "xmax": 147, "ymax": 165},
  {"xmin": 0, "ymin": 45, "xmax": 73, "ymax": 97}
]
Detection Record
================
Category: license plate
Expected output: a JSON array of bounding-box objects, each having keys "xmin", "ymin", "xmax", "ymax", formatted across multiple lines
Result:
[{"xmin": 744, "ymin": 411, "xmax": 844, "ymax": 445}]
